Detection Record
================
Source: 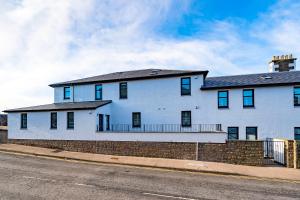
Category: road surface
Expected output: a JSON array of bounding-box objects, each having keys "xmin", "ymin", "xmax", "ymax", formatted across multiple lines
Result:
[{"xmin": 0, "ymin": 152, "xmax": 299, "ymax": 200}]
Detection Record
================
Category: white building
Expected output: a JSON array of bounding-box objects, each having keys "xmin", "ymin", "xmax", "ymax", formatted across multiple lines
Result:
[{"xmin": 4, "ymin": 57, "xmax": 300, "ymax": 142}]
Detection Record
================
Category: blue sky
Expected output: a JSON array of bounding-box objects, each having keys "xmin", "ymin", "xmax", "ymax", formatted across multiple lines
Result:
[{"xmin": 0, "ymin": 0, "xmax": 299, "ymax": 111}]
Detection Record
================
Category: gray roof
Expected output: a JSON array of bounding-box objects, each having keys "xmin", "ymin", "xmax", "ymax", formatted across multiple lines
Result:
[
  {"xmin": 4, "ymin": 100, "xmax": 112, "ymax": 113},
  {"xmin": 49, "ymin": 68, "xmax": 208, "ymax": 87},
  {"xmin": 202, "ymin": 71, "xmax": 300, "ymax": 90}
]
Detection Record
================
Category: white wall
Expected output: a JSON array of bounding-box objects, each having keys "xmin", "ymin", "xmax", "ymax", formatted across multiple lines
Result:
[{"xmin": 200, "ymin": 86, "xmax": 300, "ymax": 140}]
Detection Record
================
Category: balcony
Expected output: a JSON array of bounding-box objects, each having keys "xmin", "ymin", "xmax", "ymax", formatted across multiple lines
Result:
[{"xmin": 97, "ymin": 124, "xmax": 222, "ymax": 133}]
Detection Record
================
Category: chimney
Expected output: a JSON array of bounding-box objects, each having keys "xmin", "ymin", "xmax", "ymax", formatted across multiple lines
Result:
[{"xmin": 269, "ymin": 54, "xmax": 297, "ymax": 72}]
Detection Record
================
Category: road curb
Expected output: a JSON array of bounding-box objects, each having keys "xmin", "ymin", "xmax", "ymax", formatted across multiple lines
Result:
[{"xmin": 0, "ymin": 148, "xmax": 299, "ymax": 183}]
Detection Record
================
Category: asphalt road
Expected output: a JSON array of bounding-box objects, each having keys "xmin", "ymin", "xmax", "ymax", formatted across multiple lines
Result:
[{"xmin": 0, "ymin": 152, "xmax": 299, "ymax": 200}]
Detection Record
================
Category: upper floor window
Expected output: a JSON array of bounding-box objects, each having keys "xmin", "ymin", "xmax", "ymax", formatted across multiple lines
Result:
[
  {"xmin": 295, "ymin": 127, "xmax": 300, "ymax": 140},
  {"xmin": 64, "ymin": 87, "xmax": 71, "ymax": 100},
  {"xmin": 294, "ymin": 87, "xmax": 300, "ymax": 106},
  {"xmin": 243, "ymin": 89, "xmax": 254, "ymax": 108},
  {"xmin": 50, "ymin": 112, "xmax": 57, "ymax": 129},
  {"xmin": 181, "ymin": 77, "xmax": 191, "ymax": 96},
  {"xmin": 67, "ymin": 112, "xmax": 74, "ymax": 129},
  {"xmin": 95, "ymin": 84, "xmax": 102, "ymax": 100},
  {"xmin": 132, "ymin": 112, "xmax": 141, "ymax": 128},
  {"xmin": 119, "ymin": 82, "xmax": 128, "ymax": 99},
  {"xmin": 246, "ymin": 127, "xmax": 257, "ymax": 140},
  {"xmin": 218, "ymin": 91, "xmax": 229, "ymax": 108},
  {"xmin": 227, "ymin": 127, "xmax": 239, "ymax": 140},
  {"xmin": 181, "ymin": 111, "xmax": 191, "ymax": 127},
  {"xmin": 20, "ymin": 113, "xmax": 27, "ymax": 129}
]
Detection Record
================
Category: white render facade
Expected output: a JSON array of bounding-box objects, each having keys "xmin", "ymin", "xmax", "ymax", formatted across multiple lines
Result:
[{"xmin": 5, "ymin": 68, "xmax": 300, "ymax": 142}]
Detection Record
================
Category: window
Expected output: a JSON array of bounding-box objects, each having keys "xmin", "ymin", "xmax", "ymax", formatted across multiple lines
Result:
[
  {"xmin": 295, "ymin": 127, "xmax": 300, "ymax": 140},
  {"xmin": 64, "ymin": 87, "xmax": 71, "ymax": 100},
  {"xmin": 106, "ymin": 115, "xmax": 110, "ymax": 131},
  {"xmin": 181, "ymin": 77, "xmax": 191, "ymax": 96},
  {"xmin": 132, "ymin": 112, "xmax": 141, "ymax": 128},
  {"xmin": 181, "ymin": 111, "xmax": 191, "ymax": 127},
  {"xmin": 20, "ymin": 113, "xmax": 27, "ymax": 129},
  {"xmin": 243, "ymin": 89, "xmax": 254, "ymax": 108},
  {"xmin": 95, "ymin": 84, "xmax": 102, "ymax": 100},
  {"xmin": 294, "ymin": 87, "xmax": 300, "ymax": 106},
  {"xmin": 50, "ymin": 112, "xmax": 57, "ymax": 129},
  {"xmin": 67, "ymin": 112, "xmax": 74, "ymax": 129},
  {"xmin": 119, "ymin": 82, "xmax": 128, "ymax": 99},
  {"xmin": 218, "ymin": 91, "xmax": 229, "ymax": 108},
  {"xmin": 227, "ymin": 127, "xmax": 239, "ymax": 140},
  {"xmin": 246, "ymin": 127, "xmax": 257, "ymax": 140}
]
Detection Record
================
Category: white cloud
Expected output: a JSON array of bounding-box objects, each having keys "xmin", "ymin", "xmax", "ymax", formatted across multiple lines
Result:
[{"xmin": 0, "ymin": 0, "xmax": 299, "ymax": 112}]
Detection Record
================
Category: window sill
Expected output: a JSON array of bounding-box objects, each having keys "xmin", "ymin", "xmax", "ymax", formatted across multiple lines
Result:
[
  {"xmin": 218, "ymin": 107, "xmax": 229, "ymax": 109},
  {"xmin": 67, "ymin": 128, "xmax": 74, "ymax": 130},
  {"xmin": 20, "ymin": 128, "xmax": 27, "ymax": 130},
  {"xmin": 50, "ymin": 128, "xmax": 57, "ymax": 130},
  {"xmin": 243, "ymin": 106, "xmax": 255, "ymax": 109}
]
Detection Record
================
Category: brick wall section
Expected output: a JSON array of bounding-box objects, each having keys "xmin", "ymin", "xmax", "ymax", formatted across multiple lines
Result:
[
  {"xmin": 9, "ymin": 139, "xmax": 196, "ymax": 160},
  {"xmin": 198, "ymin": 141, "xmax": 264, "ymax": 166},
  {"xmin": 285, "ymin": 140, "xmax": 295, "ymax": 168}
]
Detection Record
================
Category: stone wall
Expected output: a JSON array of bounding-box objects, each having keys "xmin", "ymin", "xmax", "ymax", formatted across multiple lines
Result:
[
  {"xmin": 9, "ymin": 139, "xmax": 266, "ymax": 166},
  {"xmin": 296, "ymin": 141, "xmax": 300, "ymax": 169},
  {"xmin": 197, "ymin": 141, "xmax": 264, "ymax": 166},
  {"xmin": 285, "ymin": 140, "xmax": 295, "ymax": 168},
  {"xmin": 9, "ymin": 139, "xmax": 196, "ymax": 160}
]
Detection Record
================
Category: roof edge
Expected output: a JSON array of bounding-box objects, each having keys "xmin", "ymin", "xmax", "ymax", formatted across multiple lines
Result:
[
  {"xmin": 4, "ymin": 100, "xmax": 112, "ymax": 113},
  {"xmin": 49, "ymin": 71, "xmax": 209, "ymax": 88},
  {"xmin": 201, "ymin": 82, "xmax": 300, "ymax": 90}
]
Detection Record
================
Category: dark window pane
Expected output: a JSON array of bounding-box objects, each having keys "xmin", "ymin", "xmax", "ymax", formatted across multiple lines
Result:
[
  {"xmin": 120, "ymin": 82, "xmax": 128, "ymax": 99},
  {"xmin": 67, "ymin": 112, "xmax": 74, "ymax": 129},
  {"xmin": 246, "ymin": 127, "xmax": 257, "ymax": 140},
  {"xmin": 295, "ymin": 128, "xmax": 300, "ymax": 140},
  {"xmin": 294, "ymin": 87, "xmax": 300, "ymax": 106},
  {"xmin": 132, "ymin": 112, "xmax": 141, "ymax": 128},
  {"xmin": 106, "ymin": 115, "xmax": 110, "ymax": 131},
  {"xmin": 21, "ymin": 113, "xmax": 27, "ymax": 129},
  {"xmin": 181, "ymin": 111, "xmax": 191, "ymax": 127},
  {"xmin": 50, "ymin": 112, "xmax": 57, "ymax": 129},
  {"xmin": 181, "ymin": 78, "xmax": 191, "ymax": 95},
  {"xmin": 228, "ymin": 127, "xmax": 238, "ymax": 140},
  {"xmin": 95, "ymin": 84, "xmax": 102, "ymax": 100}
]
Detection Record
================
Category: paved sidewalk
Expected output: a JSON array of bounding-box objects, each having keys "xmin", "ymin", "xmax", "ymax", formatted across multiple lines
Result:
[{"xmin": 0, "ymin": 144, "xmax": 299, "ymax": 181}]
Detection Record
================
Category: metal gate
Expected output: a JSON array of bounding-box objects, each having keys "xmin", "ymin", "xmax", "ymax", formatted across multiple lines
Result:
[{"xmin": 263, "ymin": 139, "xmax": 285, "ymax": 166}]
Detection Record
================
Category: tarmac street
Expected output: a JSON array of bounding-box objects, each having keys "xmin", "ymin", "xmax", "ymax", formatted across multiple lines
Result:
[{"xmin": 0, "ymin": 152, "xmax": 299, "ymax": 200}]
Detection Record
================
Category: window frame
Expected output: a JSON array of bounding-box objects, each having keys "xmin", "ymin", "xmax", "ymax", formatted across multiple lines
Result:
[
  {"xmin": 67, "ymin": 112, "xmax": 74, "ymax": 130},
  {"xmin": 50, "ymin": 112, "xmax": 57, "ymax": 129},
  {"xmin": 294, "ymin": 87, "xmax": 300, "ymax": 106},
  {"xmin": 243, "ymin": 89, "xmax": 255, "ymax": 108},
  {"xmin": 227, "ymin": 127, "xmax": 239, "ymax": 140},
  {"xmin": 181, "ymin": 77, "xmax": 191, "ymax": 96},
  {"xmin": 132, "ymin": 112, "xmax": 141, "ymax": 128},
  {"xmin": 295, "ymin": 127, "xmax": 300, "ymax": 140},
  {"xmin": 95, "ymin": 84, "xmax": 103, "ymax": 100},
  {"xmin": 119, "ymin": 82, "xmax": 128, "ymax": 99},
  {"xmin": 63, "ymin": 86, "xmax": 71, "ymax": 100},
  {"xmin": 246, "ymin": 127, "xmax": 258, "ymax": 140},
  {"xmin": 20, "ymin": 113, "xmax": 27, "ymax": 129},
  {"xmin": 218, "ymin": 90, "xmax": 229, "ymax": 109},
  {"xmin": 106, "ymin": 115, "xmax": 110, "ymax": 131},
  {"xmin": 181, "ymin": 111, "xmax": 192, "ymax": 127}
]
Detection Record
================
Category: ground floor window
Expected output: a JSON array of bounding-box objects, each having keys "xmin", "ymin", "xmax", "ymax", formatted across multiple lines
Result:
[
  {"xmin": 246, "ymin": 127, "xmax": 257, "ymax": 140},
  {"xmin": 20, "ymin": 113, "xmax": 27, "ymax": 129},
  {"xmin": 132, "ymin": 112, "xmax": 141, "ymax": 128},
  {"xmin": 227, "ymin": 127, "xmax": 239, "ymax": 140},
  {"xmin": 67, "ymin": 112, "xmax": 74, "ymax": 129},
  {"xmin": 181, "ymin": 111, "xmax": 191, "ymax": 127},
  {"xmin": 295, "ymin": 127, "xmax": 300, "ymax": 140},
  {"xmin": 50, "ymin": 112, "xmax": 57, "ymax": 129}
]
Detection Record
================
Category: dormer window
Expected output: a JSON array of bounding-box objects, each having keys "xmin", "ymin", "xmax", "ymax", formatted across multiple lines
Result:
[{"xmin": 64, "ymin": 87, "xmax": 71, "ymax": 100}]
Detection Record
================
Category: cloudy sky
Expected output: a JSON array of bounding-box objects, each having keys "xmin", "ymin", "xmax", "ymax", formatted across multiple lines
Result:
[{"xmin": 1, "ymin": 0, "xmax": 300, "ymax": 112}]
